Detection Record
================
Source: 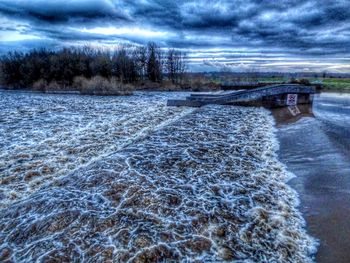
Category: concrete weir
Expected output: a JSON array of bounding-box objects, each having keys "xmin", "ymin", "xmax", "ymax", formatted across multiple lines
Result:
[{"xmin": 167, "ymin": 84, "xmax": 316, "ymax": 108}]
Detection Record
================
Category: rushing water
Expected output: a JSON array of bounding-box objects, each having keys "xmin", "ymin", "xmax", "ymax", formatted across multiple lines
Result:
[
  {"xmin": 0, "ymin": 91, "xmax": 192, "ymax": 208},
  {"xmin": 0, "ymin": 91, "xmax": 316, "ymax": 262}
]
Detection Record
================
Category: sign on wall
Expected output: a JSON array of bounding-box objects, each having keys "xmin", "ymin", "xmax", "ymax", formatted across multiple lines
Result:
[{"xmin": 286, "ymin": 94, "xmax": 298, "ymax": 106}]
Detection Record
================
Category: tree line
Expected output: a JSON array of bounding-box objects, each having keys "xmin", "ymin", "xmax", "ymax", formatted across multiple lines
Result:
[{"xmin": 0, "ymin": 42, "xmax": 187, "ymax": 89}]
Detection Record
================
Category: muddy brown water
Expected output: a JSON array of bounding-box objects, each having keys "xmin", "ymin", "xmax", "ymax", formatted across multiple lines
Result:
[{"xmin": 0, "ymin": 91, "xmax": 316, "ymax": 262}]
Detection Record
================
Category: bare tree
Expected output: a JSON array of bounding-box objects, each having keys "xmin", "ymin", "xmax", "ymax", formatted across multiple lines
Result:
[
  {"xmin": 166, "ymin": 49, "xmax": 187, "ymax": 84},
  {"xmin": 147, "ymin": 42, "xmax": 163, "ymax": 82},
  {"xmin": 0, "ymin": 42, "xmax": 188, "ymax": 88},
  {"xmin": 133, "ymin": 46, "xmax": 147, "ymax": 81}
]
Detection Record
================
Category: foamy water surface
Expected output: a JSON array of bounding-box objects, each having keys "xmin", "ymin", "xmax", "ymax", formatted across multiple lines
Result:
[
  {"xmin": 0, "ymin": 91, "xmax": 191, "ymax": 208},
  {"xmin": 0, "ymin": 91, "xmax": 316, "ymax": 262}
]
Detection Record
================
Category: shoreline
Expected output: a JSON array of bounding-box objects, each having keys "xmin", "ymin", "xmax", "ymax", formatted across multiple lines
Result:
[
  {"xmin": 317, "ymin": 88, "xmax": 350, "ymax": 93},
  {"xmin": 2, "ymin": 87, "xmax": 350, "ymax": 97},
  {"xmin": 0, "ymin": 88, "xmax": 189, "ymax": 95}
]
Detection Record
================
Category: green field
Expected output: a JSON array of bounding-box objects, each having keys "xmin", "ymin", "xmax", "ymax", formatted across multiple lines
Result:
[
  {"xmin": 258, "ymin": 77, "xmax": 350, "ymax": 91},
  {"xmin": 321, "ymin": 78, "xmax": 350, "ymax": 91}
]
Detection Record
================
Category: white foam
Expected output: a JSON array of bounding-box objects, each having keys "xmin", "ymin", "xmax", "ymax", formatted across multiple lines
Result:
[
  {"xmin": 0, "ymin": 92, "xmax": 317, "ymax": 262},
  {"xmin": 0, "ymin": 91, "xmax": 193, "ymax": 208}
]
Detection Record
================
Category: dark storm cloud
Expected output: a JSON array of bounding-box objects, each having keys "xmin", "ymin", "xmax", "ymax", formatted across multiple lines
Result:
[
  {"xmin": 0, "ymin": 0, "xmax": 130, "ymax": 23},
  {"xmin": 0, "ymin": 0, "xmax": 349, "ymax": 72}
]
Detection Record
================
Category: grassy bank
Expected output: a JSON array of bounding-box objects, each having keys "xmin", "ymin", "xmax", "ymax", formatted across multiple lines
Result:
[
  {"xmin": 320, "ymin": 78, "xmax": 350, "ymax": 91},
  {"xmin": 256, "ymin": 77, "xmax": 350, "ymax": 91}
]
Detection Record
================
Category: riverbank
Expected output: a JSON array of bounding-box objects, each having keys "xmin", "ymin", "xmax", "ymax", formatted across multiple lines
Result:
[
  {"xmin": 0, "ymin": 83, "xmax": 217, "ymax": 95},
  {"xmin": 275, "ymin": 92, "xmax": 350, "ymax": 263},
  {"xmin": 318, "ymin": 87, "xmax": 350, "ymax": 93},
  {"xmin": 2, "ymin": 78, "xmax": 350, "ymax": 97}
]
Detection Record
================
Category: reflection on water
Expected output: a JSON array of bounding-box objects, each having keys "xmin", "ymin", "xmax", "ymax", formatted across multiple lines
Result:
[
  {"xmin": 0, "ymin": 91, "xmax": 316, "ymax": 262},
  {"xmin": 272, "ymin": 104, "xmax": 314, "ymax": 126},
  {"xmin": 313, "ymin": 93, "xmax": 350, "ymax": 155},
  {"xmin": 276, "ymin": 92, "xmax": 350, "ymax": 263}
]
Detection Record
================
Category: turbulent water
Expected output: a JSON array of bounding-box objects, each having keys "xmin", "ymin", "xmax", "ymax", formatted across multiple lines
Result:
[
  {"xmin": 0, "ymin": 91, "xmax": 316, "ymax": 262},
  {"xmin": 0, "ymin": 91, "xmax": 191, "ymax": 208}
]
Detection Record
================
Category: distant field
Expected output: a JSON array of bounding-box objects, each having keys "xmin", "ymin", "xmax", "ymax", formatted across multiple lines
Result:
[
  {"xmin": 258, "ymin": 77, "xmax": 350, "ymax": 91},
  {"xmin": 321, "ymin": 78, "xmax": 350, "ymax": 90}
]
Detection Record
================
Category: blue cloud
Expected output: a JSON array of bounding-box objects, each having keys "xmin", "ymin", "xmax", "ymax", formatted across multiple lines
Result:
[{"xmin": 0, "ymin": 0, "xmax": 349, "ymax": 72}]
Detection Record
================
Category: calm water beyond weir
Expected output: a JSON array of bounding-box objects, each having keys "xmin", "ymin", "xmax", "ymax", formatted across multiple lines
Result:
[{"xmin": 276, "ymin": 92, "xmax": 350, "ymax": 263}]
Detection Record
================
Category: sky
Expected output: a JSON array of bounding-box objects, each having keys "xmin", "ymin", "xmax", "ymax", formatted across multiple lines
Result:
[{"xmin": 0, "ymin": 0, "xmax": 349, "ymax": 72}]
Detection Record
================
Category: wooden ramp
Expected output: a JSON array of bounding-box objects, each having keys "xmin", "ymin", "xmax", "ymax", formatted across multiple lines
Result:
[{"xmin": 167, "ymin": 84, "xmax": 316, "ymax": 108}]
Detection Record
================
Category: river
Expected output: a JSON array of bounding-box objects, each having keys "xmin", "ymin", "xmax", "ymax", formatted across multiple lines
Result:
[
  {"xmin": 275, "ymin": 92, "xmax": 350, "ymax": 263},
  {"xmin": 0, "ymin": 90, "xmax": 317, "ymax": 262}
]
